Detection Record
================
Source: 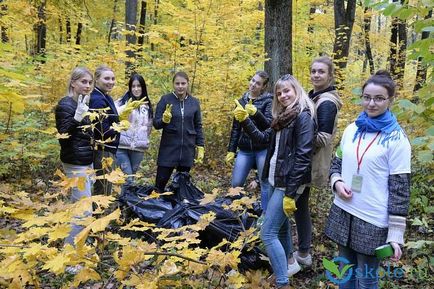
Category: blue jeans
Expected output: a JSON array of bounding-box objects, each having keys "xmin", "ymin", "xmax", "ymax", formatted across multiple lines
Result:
[
  {"xmin": 62, "ymin": 163, "xmax": 93, "ymax": 245},
  {"xmin": 116, "ymin": 148, "xmax": 144, "ymax": 191},
  {"xmin": 231, "ymin": 149, "xmax": 270, "ymax": 211},
  {"xmin": 339, "ymin": 245, "xmax": 380, "ymax": 289},
  {"xmin": 261, "ymin": 187, "xmax": 292, "ymax": 287}
]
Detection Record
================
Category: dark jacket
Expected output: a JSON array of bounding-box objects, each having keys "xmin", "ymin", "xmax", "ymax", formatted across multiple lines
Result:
[
  {"xmin": 89, "ymin": 87, "xmax": 120, "ymax": 154},
  {"xmin": 153, "ymin": 92, "xmax": 204, "ymax": 167},
  {"xmin": 241, "ymin": 110, "xmax": 315, "ymax": 197},
  {"xmin": 227, "ymin": 92, "xmax": 273, "ymax": 152},
  {"xmin": 55, "ymin": 96, "xmax": 93, "ymax": 165}
]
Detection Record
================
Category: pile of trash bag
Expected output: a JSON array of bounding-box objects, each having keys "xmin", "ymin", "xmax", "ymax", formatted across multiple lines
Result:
[{"xmin": 118, "ymin": 172, "xmax": 268, "ymax": 270}]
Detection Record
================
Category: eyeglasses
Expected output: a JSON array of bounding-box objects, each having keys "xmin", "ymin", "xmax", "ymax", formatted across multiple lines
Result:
[{"xmin": 361, "ymin": 95, "xmax": 389, "ymax": 104}]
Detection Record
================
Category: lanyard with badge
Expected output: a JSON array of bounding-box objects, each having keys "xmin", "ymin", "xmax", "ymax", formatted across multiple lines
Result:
[{"xmin": 351, "ymin": 131, "xmax": 381, "ymax": 193}]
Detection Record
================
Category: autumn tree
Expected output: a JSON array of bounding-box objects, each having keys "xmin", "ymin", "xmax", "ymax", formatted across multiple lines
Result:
[
  {"xmin": 34, "ymin": 0, "xmax": 47, "ymax": 61},
  {"xmin": 413, "ymin": 9, "xmax": 432, "ymax": 93},
  {"xmin": 389, "ymin": 0, "xmax": 406, "ymax": 89},
  {"xmin": 0, "ymin": 0, "xmax": 8, "ymax": 43},
  {"xmin": 125, "ymin": 0, "xmax": 138, "ymax": 73},
  {"xmin": 332, "ymin": 0, "xmax": 356, "ymax": 88},
  {"xmin": 264, "ymin": 0, "xmax": 292, "ymax": 87}
]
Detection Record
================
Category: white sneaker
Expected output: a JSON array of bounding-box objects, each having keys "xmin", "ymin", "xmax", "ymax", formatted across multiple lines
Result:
[
  {"xmin": 287, "ymin": 259, "xmax": 301, "ymax": 276},
  {"xmin": 294, "ymin": 251, "xmax": 312, "ymax": 267}
]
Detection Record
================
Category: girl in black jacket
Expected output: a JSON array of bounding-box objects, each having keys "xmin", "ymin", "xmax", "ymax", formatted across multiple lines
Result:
[
  {"xmin": 153, "ymin": 72, "xmax": 205, "ymax": 192},
  {"xmin": 233, "ymin": 74, "xmax": 315, "ymax": 288},
  {"xmin": 55, "ymin": 66, "xmax": 93, "ymax": 245}
]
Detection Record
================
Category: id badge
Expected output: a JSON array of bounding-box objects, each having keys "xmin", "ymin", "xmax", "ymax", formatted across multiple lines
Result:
[{"xmin": 351, "ymin": 174, "xmax": 363, "ymax": 193}]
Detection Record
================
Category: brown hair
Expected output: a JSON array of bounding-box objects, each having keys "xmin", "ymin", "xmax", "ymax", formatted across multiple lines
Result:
[
  {"xmin": 362, "ymin": 70, "xmax": 396, "ymax": 98},
  {"xmin": 172, "ymin": 71, "xmax": 189, "ymax": 83},
  {"xmin": 311, "ymin": 56, "xmax": 335, "ymax": 85}
]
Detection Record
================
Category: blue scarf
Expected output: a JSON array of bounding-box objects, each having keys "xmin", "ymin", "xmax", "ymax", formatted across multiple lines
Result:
[{"xmin": 353, "ymin": 110, "xmax": 403, "ymax": 146}]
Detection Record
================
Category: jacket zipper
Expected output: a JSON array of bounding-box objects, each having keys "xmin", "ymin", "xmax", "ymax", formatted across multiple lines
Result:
[{"xmin": 179, "ymin": 99, "xmax": 185, "ymax": 162}]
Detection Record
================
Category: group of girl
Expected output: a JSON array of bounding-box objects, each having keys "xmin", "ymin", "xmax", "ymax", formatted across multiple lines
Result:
[
  {"xmin": 55, "ymin": 66, "xmax": 203, "ymax": 245},
  {"xmin": 55, "ymin": 57, "xmax": 411, "ymax": 289},
  {"xmin": 227, "ymin": 57, "xmax": 410, "ymax": 289}
]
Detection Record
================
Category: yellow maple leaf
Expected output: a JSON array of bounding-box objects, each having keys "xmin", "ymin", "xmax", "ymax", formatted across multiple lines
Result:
[
  {"xmin": 72, "ymin": 267, "xmax": 101, "ymax": 287},
  {"xmin": 89, "ymin": 208, "xmax": 121, "ymax": 233},
  {"xmin": 48, "ymin": 223, "xmax": 71, "ymax": 242},
  {"xmin": 159, "ymin": 260, "xmax": 179, "ymax": 276},
  {"xmin": 55, "ymin": 132, "xmax": 70, "ymax": 139},
  {"xmin": 226, "ymin": 269, "xmax": 246, "ymax": 289},
  {"xmin": 102, "ymin": 168, "xmax": 126, "ymax": 184},
  {"xmin": 43, "ymin": 252, "xmax": 70, "ymax": 274},
  {"xmin": 227, "ymin": 186, "xmax": 243, "ymax": 196}
]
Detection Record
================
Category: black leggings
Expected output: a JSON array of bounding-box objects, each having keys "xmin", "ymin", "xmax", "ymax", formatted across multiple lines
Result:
[{"xmin": 155, "ymin": 165, "xmax": 191, "ymax": 192}]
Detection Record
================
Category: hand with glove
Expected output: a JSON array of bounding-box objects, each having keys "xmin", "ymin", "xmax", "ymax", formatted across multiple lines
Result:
[
  {"xmin": 245, "ymin": 99, "xmax": 257, "ymax": 116},
  {"xmin": 162, "ymin": 103, "xmax": 172, "ymax": 124},
  {"xmin": 195, "ymin": 146, "xmax": 205, "ymax": 164},
  {"xmin": 283, "ymin": 196, "xmax": 297, "ymax": 217},
  {"xmin": 74, "ymin": 94, "xmax": 90, "ymax": 122},
  {"xmin": 225, "ymin": 152, "xmax": 235, "ymax": 166},
  {"xmin": 233, "ymin": 99, "xmax": 249, "ymax": 122}
]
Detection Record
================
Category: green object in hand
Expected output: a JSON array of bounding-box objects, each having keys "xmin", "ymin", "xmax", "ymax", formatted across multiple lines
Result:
[
  {"xmin": 245, "ymin": 99, "xmax": 257, "ymax": 116},
  {"xmin": 162, "ymin": 103, "xmax": 172, "ymax": 124},
  {"xmin": 375, "ymin": 244, "xmax": 394, "ymax": 259},
  {"xmin": 283, "ymin": 196, "xmax": 297, "ymax": 217}
]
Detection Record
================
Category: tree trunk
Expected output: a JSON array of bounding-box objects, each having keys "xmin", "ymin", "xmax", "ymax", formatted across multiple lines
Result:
[
  {"xmin": 151, "ymin": 0, "xmax": 159, "ymax": 51},
  {"xmin": 332, "ymin": 0, "xmax": 356, "ymax": 89},
  {"xmin": 413, "ymin": 9, "xmax": 432, "ymax": 93},
  {"xmin": 389, "ymin": 0, "xmax": 406, "ymax": 89},
  {"xmin": 59, "ymin": 18, "xmax": 63, "ymax": 44},
  {"xmin": 363, "ymin": 7, "xmax": 374, "ymax": 74},
  {"xmin": 264, "ymin": 0, "xmax": 292, "ymax": 89},
  {"xmin": 75, "ymin": 22, "xmax": 82, "ymax": 45},
  {"xmin": 0, "ymin": 0, "xmax": 8, "ymax": 43},
  {"xmin": 125, "ymin": 0, "xmax": 138, "ymax": 73},
  {"xmin": 108, "ymin": 0, "xmax": 120, "ymax": 44},
  {"xmin": 137, "ymin": 0, "xmax": 147, "ymax": 48},
  {"xmin": 34, "ymin": 0, "xmax": 47, "ymax": 61},
  {"xmin": 66, "ymin": 18, "xmax": 71, "ymax": 43}
]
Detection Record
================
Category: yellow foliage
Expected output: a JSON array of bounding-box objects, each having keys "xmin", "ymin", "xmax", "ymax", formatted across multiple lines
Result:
[{"xmin": 72, "ymin": 267, "xmax": 101, "ymax": 287}]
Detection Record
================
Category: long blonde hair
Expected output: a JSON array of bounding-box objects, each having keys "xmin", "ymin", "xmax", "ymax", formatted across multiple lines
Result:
[
  {"xmin": 272, "ymin": 74, "xmax": 315, "ymax": 119},
  {"xmin": 66, "ymin": 67, "xmax": 93, "ymax": 97}
]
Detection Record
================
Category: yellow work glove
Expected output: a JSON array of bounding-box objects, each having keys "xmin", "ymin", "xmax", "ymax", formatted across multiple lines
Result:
[
  {"xmin": 162, "ymin": 103, "xmax": 172, "ymax": 124},
  {"xmin": 225, "ymin": 152, "xmax": 235, "ymax": 166},
  {"xmin": 283, "ymin": 196, "xmax": 297, "ymax": 217},
  {"xmin": 195, "ymin": 146, "xmax": 205, "ymax": 164},
  {"xmin": 245, "ymin": 99, "xmax": 257, "ymax": 116},
  {"xmin": 233, "ymin": 99, "xmax": 249, "ymax": 122}
]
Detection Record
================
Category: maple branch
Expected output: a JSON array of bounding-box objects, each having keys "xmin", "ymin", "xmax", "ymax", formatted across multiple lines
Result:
[{"xmin": 142, "ymin": 251, "xmax": 206, "ymax": 264}]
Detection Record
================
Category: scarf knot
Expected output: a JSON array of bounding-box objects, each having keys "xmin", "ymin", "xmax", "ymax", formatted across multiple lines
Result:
[{"xmin": 271, "ymin": 104, "xmax": 300, "ymax": 131}]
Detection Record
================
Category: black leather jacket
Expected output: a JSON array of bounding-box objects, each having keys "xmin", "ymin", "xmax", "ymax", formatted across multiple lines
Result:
[
  {"xmin": 241, "ymin": 109, "xmax": 315, "ymax": 197},
  {"xmin": 55, "ymin": 96, "xmax": 94, "ymax": 165},
  {"xmin": 227, "ymin": 92, "xmax": 273, "ymax": 152}
]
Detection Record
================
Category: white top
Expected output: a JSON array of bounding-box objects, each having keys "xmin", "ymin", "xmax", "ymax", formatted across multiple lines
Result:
[
  {"xmin": 334, "ymin": 122, "xmax": 411, "ymax": 228},
  {"xmin": 268, "ymin": 131, "xmax": 281, "ymax": 188}
]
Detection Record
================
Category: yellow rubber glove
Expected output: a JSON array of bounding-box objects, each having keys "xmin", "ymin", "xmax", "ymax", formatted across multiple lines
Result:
[
  {"xmin": 162, "ymin": 103, "xmax": 172, "ymax": 124},
  {"xmin": 245, "ymin": 99, "xmax": 257, "ymax": 116},
  {"xmin": 225, "ymin": 152, "xmax": 235, "ymax": 166},
  {"xmin": 233, "ymin": 99, "xmax": 249, "ymax": 122},
  {"xmin": 283, "ymin": 196, "xmax": 297, "ymax": 217},
  {"xmin": 195, "ymin": 146, "xmax": 204, "ymax": 164}
]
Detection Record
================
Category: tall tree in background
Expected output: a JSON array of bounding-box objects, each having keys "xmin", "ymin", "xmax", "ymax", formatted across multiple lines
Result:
[
  {"xmin": 125, "ymin": 0, "xmax": 138, "ymax": 73},
  {"xmin": 413, "ymin": 9, "xmax": 432, "ymax": 93},
  {"xmin": 389, "ymin": 0, "xmax": 407, "ymax": 89},
  {"xmin": 363, "ymin": 7, "xmax": 374, "ymax": 74},
  {"xmin": 0, "ymin": 0, "xmax": 8, "ymax": 43},
  {"xmin": 34, "ymin": 0, "xmax": 47, "ymax": 62},
  {"xmin": 332, "ymin": 0, "xmax": 356, "ymax": 88},
  {"xmin": 264, "ymin": 0, "xmax": 292, "ymax": 88},
  {"xmin": 137, "ymin": 1, "xmax": 147, "ymax": 50}
]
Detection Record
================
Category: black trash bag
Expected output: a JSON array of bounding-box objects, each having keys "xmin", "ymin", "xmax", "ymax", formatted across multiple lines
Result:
[
  {"xmin": 119, "ymin": 184, "xmax": 173, "ymax": 224},
  {"xmin": 167, "ymin": 172, "xmax": 204, "ymax": 204},
  {"xmin": 239, "ymin": 247, "xmax": 271, "ymax": 272}
]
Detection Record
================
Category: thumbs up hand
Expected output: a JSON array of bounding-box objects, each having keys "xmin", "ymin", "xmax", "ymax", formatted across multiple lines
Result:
[
  {"xmin": 233, "ymin": 99, "xmax": 249, "ymax": 122},
  {"xmin": 162, "ymin": 103, "xmax": 172, "ymax": 124},
  {"xmin": 74, "ymin": 94, "xmax": 90, "ymax": 122},
  {"xmin": 245, "ymin": 99, "xmax": 257, "ymax": 116}
]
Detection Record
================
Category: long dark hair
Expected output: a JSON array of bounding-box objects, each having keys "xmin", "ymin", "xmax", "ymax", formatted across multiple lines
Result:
[{"xmin": 119, "ymin": 73, "xmax": 153, "ymax": 118}]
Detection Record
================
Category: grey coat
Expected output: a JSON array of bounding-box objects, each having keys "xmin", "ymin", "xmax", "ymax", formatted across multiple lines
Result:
[{"xmin": 153, "ymin": 92, "xmax": 204, "ymax": 167}]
